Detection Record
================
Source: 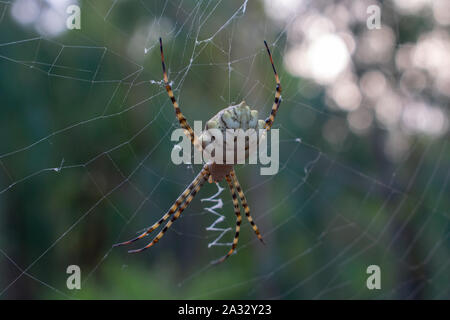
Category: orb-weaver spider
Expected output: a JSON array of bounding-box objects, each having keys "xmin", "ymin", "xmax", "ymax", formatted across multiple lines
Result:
[{"xmin": 114, "ymin": 38, "xmax": 282, "ymax": 263}]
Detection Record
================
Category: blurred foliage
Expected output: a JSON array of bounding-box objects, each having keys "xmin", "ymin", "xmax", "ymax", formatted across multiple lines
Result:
[{"xmin": 0, "ymin": 0, "xmax": 449, "ymax": 299}]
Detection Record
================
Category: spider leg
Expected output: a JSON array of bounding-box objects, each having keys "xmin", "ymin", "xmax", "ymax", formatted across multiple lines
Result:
[
  {"xmin": 230, "ymin": 169, "xmax": 265, "ymax": 244},
  {"xmin": 159, "ymin": 38, "xmax": 203, "ymax": 153},
  {"xmin": 213, "ymin": 175, "xmax": 243, "ymax": 264},
  {"xmin": 128, "ymin": 169, "xmax": 209, "ymax": 253},
  {"xmin": 263, "ymin": 40, "xmax": 282, "ymax": 131},
  {"xmin": 113, "ymin": 166, "xmax": 209, "ymax": 248}
]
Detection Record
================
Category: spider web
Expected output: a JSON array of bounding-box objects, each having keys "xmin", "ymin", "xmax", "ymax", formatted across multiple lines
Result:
[{"xmin": 0, "ymin": 0, "xmax": 449, "ymax": 299}]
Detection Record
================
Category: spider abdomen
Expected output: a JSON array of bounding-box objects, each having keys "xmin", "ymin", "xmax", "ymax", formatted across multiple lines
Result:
[
  {"xmin": 199, "ymin": 101, "xmax": 266, "ymax": 165},
  {"xmin": 205, "ymin": 101, "xmax": 264, "ymax": 131}
]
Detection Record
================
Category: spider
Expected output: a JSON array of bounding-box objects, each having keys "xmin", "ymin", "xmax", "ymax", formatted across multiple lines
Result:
[{"xmin": 114, "ymin": 38, "xmax": 282, "ymax": 263}]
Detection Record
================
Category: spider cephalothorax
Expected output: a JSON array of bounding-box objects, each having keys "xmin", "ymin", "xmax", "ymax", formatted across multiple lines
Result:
[
  {"xmin": 114, "ymin": 38, "xmax": 281, "ymax": 263},
  {"xmin": 207, "ymin": 163, "xmax": 233, "ymax": 183}
]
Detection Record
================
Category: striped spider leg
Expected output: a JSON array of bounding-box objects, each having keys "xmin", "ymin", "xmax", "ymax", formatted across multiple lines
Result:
[
  {"xmin": 263, "ymin": 40, "xmax": 282, "ymax": 130},
  {"xmin": 213, "ymin": 170, "xmax": 264, "ymax": 264},
  {"xmin": 114, "ymin": 165, "xmax": 210, "ymax": 252},
  {"xmin": 230, "ymin": 168, "xmax": 264, "ymax": 244},
  {"xmin": 160, "ymin": 37, "xmax": 203, "ymax": 154},
  {"xmin": 213, "ymin": 174, "xmax": 242, "ymax": 264}
]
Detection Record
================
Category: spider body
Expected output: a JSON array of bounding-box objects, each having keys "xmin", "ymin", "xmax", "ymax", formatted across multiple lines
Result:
[{"xmin": 114, "ymin": 38, "xmax": 282, "ymax": 263}]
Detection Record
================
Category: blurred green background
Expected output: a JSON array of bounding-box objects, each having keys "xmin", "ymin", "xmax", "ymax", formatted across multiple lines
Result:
[{"xmin": 0, "ymin": 0, "xmax": 449, "ymax": 299}]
